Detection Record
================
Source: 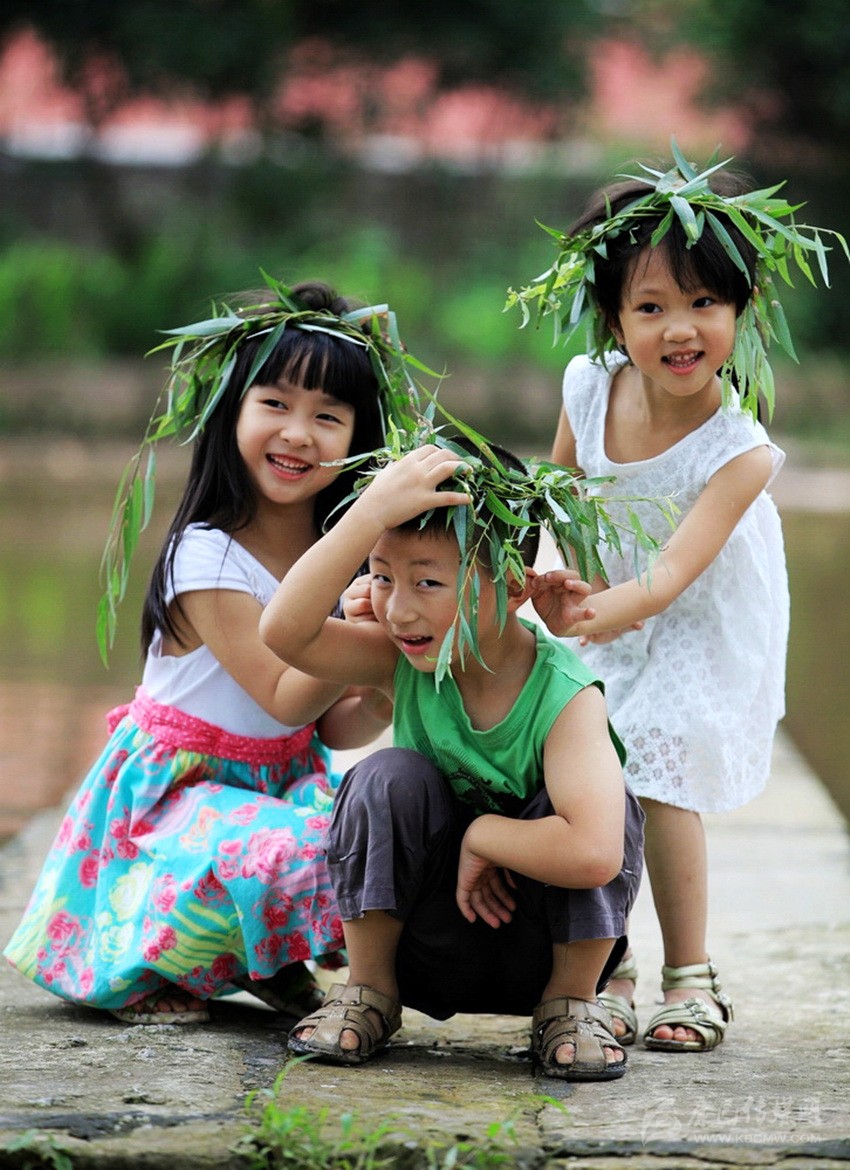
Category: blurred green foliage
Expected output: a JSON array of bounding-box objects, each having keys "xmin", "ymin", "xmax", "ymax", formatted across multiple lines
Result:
[{"xmin": 1, "ymin": 154, "xmax": 847, "ymax": 447}]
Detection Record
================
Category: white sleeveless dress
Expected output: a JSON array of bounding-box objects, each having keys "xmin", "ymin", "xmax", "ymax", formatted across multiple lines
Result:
[{"xmin": 562, "ymin": 355, "xmax": 789, "ymax": 813}]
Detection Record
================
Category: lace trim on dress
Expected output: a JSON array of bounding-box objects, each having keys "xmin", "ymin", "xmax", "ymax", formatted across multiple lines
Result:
[{"xmin": 106, "ymin": 686, "xmax": 319, "ymax": 767}]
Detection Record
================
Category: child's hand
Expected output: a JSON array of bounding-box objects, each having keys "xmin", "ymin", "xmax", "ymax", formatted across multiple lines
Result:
[
  {"xmin": 528, "ymin": 568, "xmax": 595, "ymax": 636},
  {"xmin": 359, "ymin": 446, "xmax": 472, "ymax": 531},
  {"xmin": 456, "ymin": 832, "xmax": 517, "ymax": 929},
  {"xmin": 342, "ymin": 574, "xmax": 377, "ymax": 624},
  {"xmin": 579, "ymin": 624, "xmax": 644, "ymax": 646}
]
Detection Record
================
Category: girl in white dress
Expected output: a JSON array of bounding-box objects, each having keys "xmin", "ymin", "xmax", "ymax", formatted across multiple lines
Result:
[{"xmin": 516, "ymin": 150, "xmax": 845, "ymax": 1052}]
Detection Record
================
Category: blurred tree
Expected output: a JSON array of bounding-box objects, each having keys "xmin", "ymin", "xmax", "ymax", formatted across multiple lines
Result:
[
  {"xmin": 0, "ymin": 0, "xmax": 600, "ymax": 259},
  {"xmin": 626, "ymin": 0, "xmax": 850, "ymax": 156}
]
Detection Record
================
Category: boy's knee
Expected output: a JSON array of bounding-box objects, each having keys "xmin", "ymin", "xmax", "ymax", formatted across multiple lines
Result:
[
  {"xmin": 333, "ymin": 748, "xmax": 446, "ymax": 828},
  {"xmin": 341, "ymin": 748, "xmax": 442, "ymax": 803}
]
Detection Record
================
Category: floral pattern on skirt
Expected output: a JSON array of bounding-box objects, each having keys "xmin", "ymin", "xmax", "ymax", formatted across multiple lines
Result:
[{"xmin": 3, "ymin": 689, "xmax": 345, "ymax": 1010}]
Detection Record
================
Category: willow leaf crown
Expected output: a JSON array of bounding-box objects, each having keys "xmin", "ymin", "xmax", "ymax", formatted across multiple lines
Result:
[
  {"xmin": 506, "ymin": 138, "xmax": 849, "ymax": 419},
  {"xmin": 97, "ymin": 271, "xmax": 430, "ymax": 661},
  {"xmin": 339, "ymin": 397, "xmax": 678, "ymax": 688},
  {"xmin": 98, "ymin": 273, "xmax": 675, "ymax": 683}
]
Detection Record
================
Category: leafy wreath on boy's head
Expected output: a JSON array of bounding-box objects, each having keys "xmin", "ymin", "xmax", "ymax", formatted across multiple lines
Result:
[
  {"xmin": 506, "ymin": 137, "xmax": 850, "ymax": 420},
  {"xmin": 97, "ymin": 271, "xmax": 432, "ymax": 662},
  {"xmin": 337, "ymin": 396, "xmax": 678, "ymax": 689}
]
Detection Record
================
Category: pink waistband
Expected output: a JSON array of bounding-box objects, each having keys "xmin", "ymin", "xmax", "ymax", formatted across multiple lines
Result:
[{"xmin": 107, "ymin": 687, "xmax": 320, "ymax": 767}]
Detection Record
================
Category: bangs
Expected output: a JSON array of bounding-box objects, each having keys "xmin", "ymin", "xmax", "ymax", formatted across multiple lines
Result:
[
  {"xmin": 253, "ymin": 326, "xmax": 376, "ymax": 408},
  {"xmin": 657, "ymin": 226, "xmax": 753, "ymax": 311},
  {"xmin": 622, "ymin": 217, "xmax": 754, "ymax": 314}
]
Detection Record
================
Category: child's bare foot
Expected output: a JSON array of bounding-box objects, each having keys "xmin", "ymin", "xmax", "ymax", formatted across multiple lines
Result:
[
  {"xmin": 532, "ymin": 997, "xmax": 627, "ymax": 1081},
  {"xmin": 646, "ymin": 987, "xmax": 719, "ymax": 1045},
  {"xmin": 109, "ymin": 989, "xmax": 208, "ymax": 1024},
  {"xmin": 643, "ymin": 961, "xmax": 733, "ymax": 1051},
  {"xmin": 287, "ymin": 983, "xmax": 402, "ymax": 1065}
]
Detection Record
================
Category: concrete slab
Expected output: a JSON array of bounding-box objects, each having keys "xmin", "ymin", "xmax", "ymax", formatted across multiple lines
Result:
[{"xmin": 1, "ymin": 730, "xmax": 848, "ymax": 1168}]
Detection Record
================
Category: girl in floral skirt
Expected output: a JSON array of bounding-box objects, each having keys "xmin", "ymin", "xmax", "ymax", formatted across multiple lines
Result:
[{"xmin": 3, "ymin": 277, "xmax": 404, "ymax": 1024}]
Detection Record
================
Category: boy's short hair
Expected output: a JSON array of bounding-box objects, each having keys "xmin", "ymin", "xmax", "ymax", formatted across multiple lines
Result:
[{"xmin": 395, "ymin": 437, "xmax": 541, "ymax": 570}]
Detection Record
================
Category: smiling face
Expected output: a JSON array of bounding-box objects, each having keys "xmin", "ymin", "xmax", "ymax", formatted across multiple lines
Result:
[
  {"xmin": 368, "ymin": 528, "xmax": 499, "ymax": 674},
  {"xmin": 235, "ymin": 378, "xmax": 356, "ymax": 509},
  {"xmin": 614, "ymin": 247, "xmax": 738, "ymax": 400}
]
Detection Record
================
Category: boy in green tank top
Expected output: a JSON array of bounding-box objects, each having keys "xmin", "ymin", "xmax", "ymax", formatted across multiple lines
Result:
[{"xmin": 261, "ymin": 441, "xmax": 644, "ymax": 1081}]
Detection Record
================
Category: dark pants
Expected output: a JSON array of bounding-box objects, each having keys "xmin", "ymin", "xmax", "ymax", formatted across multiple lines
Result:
[{"xmin": 326, "ymin": 748, "xmax": 644, "ymax": 1020}]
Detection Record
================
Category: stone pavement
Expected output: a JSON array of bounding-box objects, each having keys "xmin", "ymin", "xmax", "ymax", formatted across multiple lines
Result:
[{"xmin": 0, "ymin": 729, "xmax": 848, "ymax": 1169}]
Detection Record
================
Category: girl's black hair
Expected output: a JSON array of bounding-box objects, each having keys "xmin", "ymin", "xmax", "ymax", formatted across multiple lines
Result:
[
  {"xmin": 571, "ymin": 168, "xmax": 758, "ymax": 333},
  {"xmin": 141, "ymin": 280, "xmax": 385, "ymax": 654}
]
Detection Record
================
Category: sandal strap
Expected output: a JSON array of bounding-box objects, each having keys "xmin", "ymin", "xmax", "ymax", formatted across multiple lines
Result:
[
  {"xmin": 597, "ymin": 990, "xmax": 638, "ymax": 1045},
  {"xmin": 659, "ymin": 960, "xmax": 734, "ymax": 1022},
  {"xmin": 607, "ymin": 953, "xmax": 638, "ymax": 984},
  {"xmin": 644, "ymin": 996, "xmax": 730, "ymax": 1050}
]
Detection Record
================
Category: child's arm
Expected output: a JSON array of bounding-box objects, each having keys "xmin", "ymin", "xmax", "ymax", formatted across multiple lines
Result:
[
  {"xmin": 456, "ymin": 684, "xmax": 625, "ymax": 926},
  {"xmin": 539, "ymin": 445, "xmax": 774, "ymax": 639},
  {"xmin": 551, "ymin": 406, "xmax": 578, "ymax": 471},
  {"xmin": 314, "ymin": 574, "xmax": 393, "ymax": 748},
  {"xmin": 259, "ymin": 445, "xmax": 471, "ymax": 690},
  {"xmin": 316, "ymin": 686, "xmax": 393, "ymax": 749},
  {"xmin": 173, "ymin": 588, "xmax": 347, "ymax": 727}
]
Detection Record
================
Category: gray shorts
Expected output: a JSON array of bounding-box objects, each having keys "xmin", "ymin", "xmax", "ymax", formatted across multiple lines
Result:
[{"xmin": 326, "ymin": 747, "xmax": 644, "ymax": 1019}]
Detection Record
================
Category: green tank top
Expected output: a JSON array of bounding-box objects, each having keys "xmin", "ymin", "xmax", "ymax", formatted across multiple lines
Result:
[{"xmin": 393, "ymin": 619, "xmax": 625, "ymax": 815}]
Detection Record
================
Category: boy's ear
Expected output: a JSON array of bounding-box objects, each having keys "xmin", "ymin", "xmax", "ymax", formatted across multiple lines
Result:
[{"xmin": 506, "ymin": 567, "xmax": 536, "ymax": 610}]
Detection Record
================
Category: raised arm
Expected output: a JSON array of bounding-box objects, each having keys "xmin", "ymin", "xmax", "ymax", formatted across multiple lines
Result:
[
  {"xmin": 540, "ymin": 445, "xmax": 774, "ymax": 639},
  {"xmin": 259, "ymin": 445, "xmax": 471, "ymax": 690}
]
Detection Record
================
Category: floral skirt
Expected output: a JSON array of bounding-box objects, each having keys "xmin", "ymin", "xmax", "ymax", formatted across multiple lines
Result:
[{"xmin": 3, "ymin": 688, "xmax": 345, "ymax": 1010}]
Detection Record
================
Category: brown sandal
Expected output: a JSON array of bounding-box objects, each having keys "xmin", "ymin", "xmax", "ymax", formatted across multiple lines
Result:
[
  {"xmin": 532, "ymin": 996, "xmax": 627, "ymax": 1081},
  {"xmin": 287, "ymin": 982, "xmax": 402, "ymax": 1066}
]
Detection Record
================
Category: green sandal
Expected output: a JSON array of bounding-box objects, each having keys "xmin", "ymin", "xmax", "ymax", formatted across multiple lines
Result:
[
  {"xmin": 598, "ymin": 953, "xmax": 639, "ymax": 1046},
  {"xmin": 644, "ymin": 960, "xmax": 734, "ymax": 1052},
  {"xmin": 287, "ymin": 983, "xmax": 402, "ymax": 1066}
]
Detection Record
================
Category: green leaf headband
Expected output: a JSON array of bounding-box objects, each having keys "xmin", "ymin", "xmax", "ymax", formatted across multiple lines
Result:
[
  {"xmin": 97, "ymin": 270, "xmax": 431, "ymax": 662},
  {"xmin": 340, "ymin": 397, "xmax": 677, "ymax": 688},
  {"xmin": 506, "ymin": 138, "xmax": 849, "ymax": 419}
]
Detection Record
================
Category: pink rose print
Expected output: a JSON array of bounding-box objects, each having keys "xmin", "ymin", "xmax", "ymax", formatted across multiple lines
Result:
[
  {"xmin": 156, "ymin": 926, "xmax": 178, "ymax": 951},
  {"xmin": 287, "ymin": 932, "xmax": 311, "ymax": 962},
  {"xmin": 262, "ymin": 901, "xmax": 291, "ymax": 930},
  {"xmin": 104, "ymin": 749, "xmax": 129, "ymax": 786},
  {"xmin": 211, "ymin": 953, "xmax": 238, "ymax": 982},
  {"xmin": 305, "ymin": 815, "xmax": 330, "ymax": 832},
  {"xmin": 47, "ymin": 911, "xmax": 79, "ymax": 945},
  {"xmin": 230, "ymin": 803, "xmax": 260, "ymax": 826},
  {"xmin": 195, "ymin": 871, "xmax": 226, "ymax": 905},
  {"xmin": 116, "ymin": 838, "xmax": 140, "ymax": 861},
  {"xmin": 242, "ymin": 828, "xmax": 296, "ymax": 884},
  {"xmin": 253, "ymin": 934, "xmax": 284, "ymax": 964},
  {"xmin": 79, "ymin": 852, "xmax": 100, "ymax": 888},
  {"xmin": 153, "ymin": 876, "xmax": 177, "ymax": 914},
  {"xmin": 55, "ymin": 816, "xmax": 74, "ymax": 850}
]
